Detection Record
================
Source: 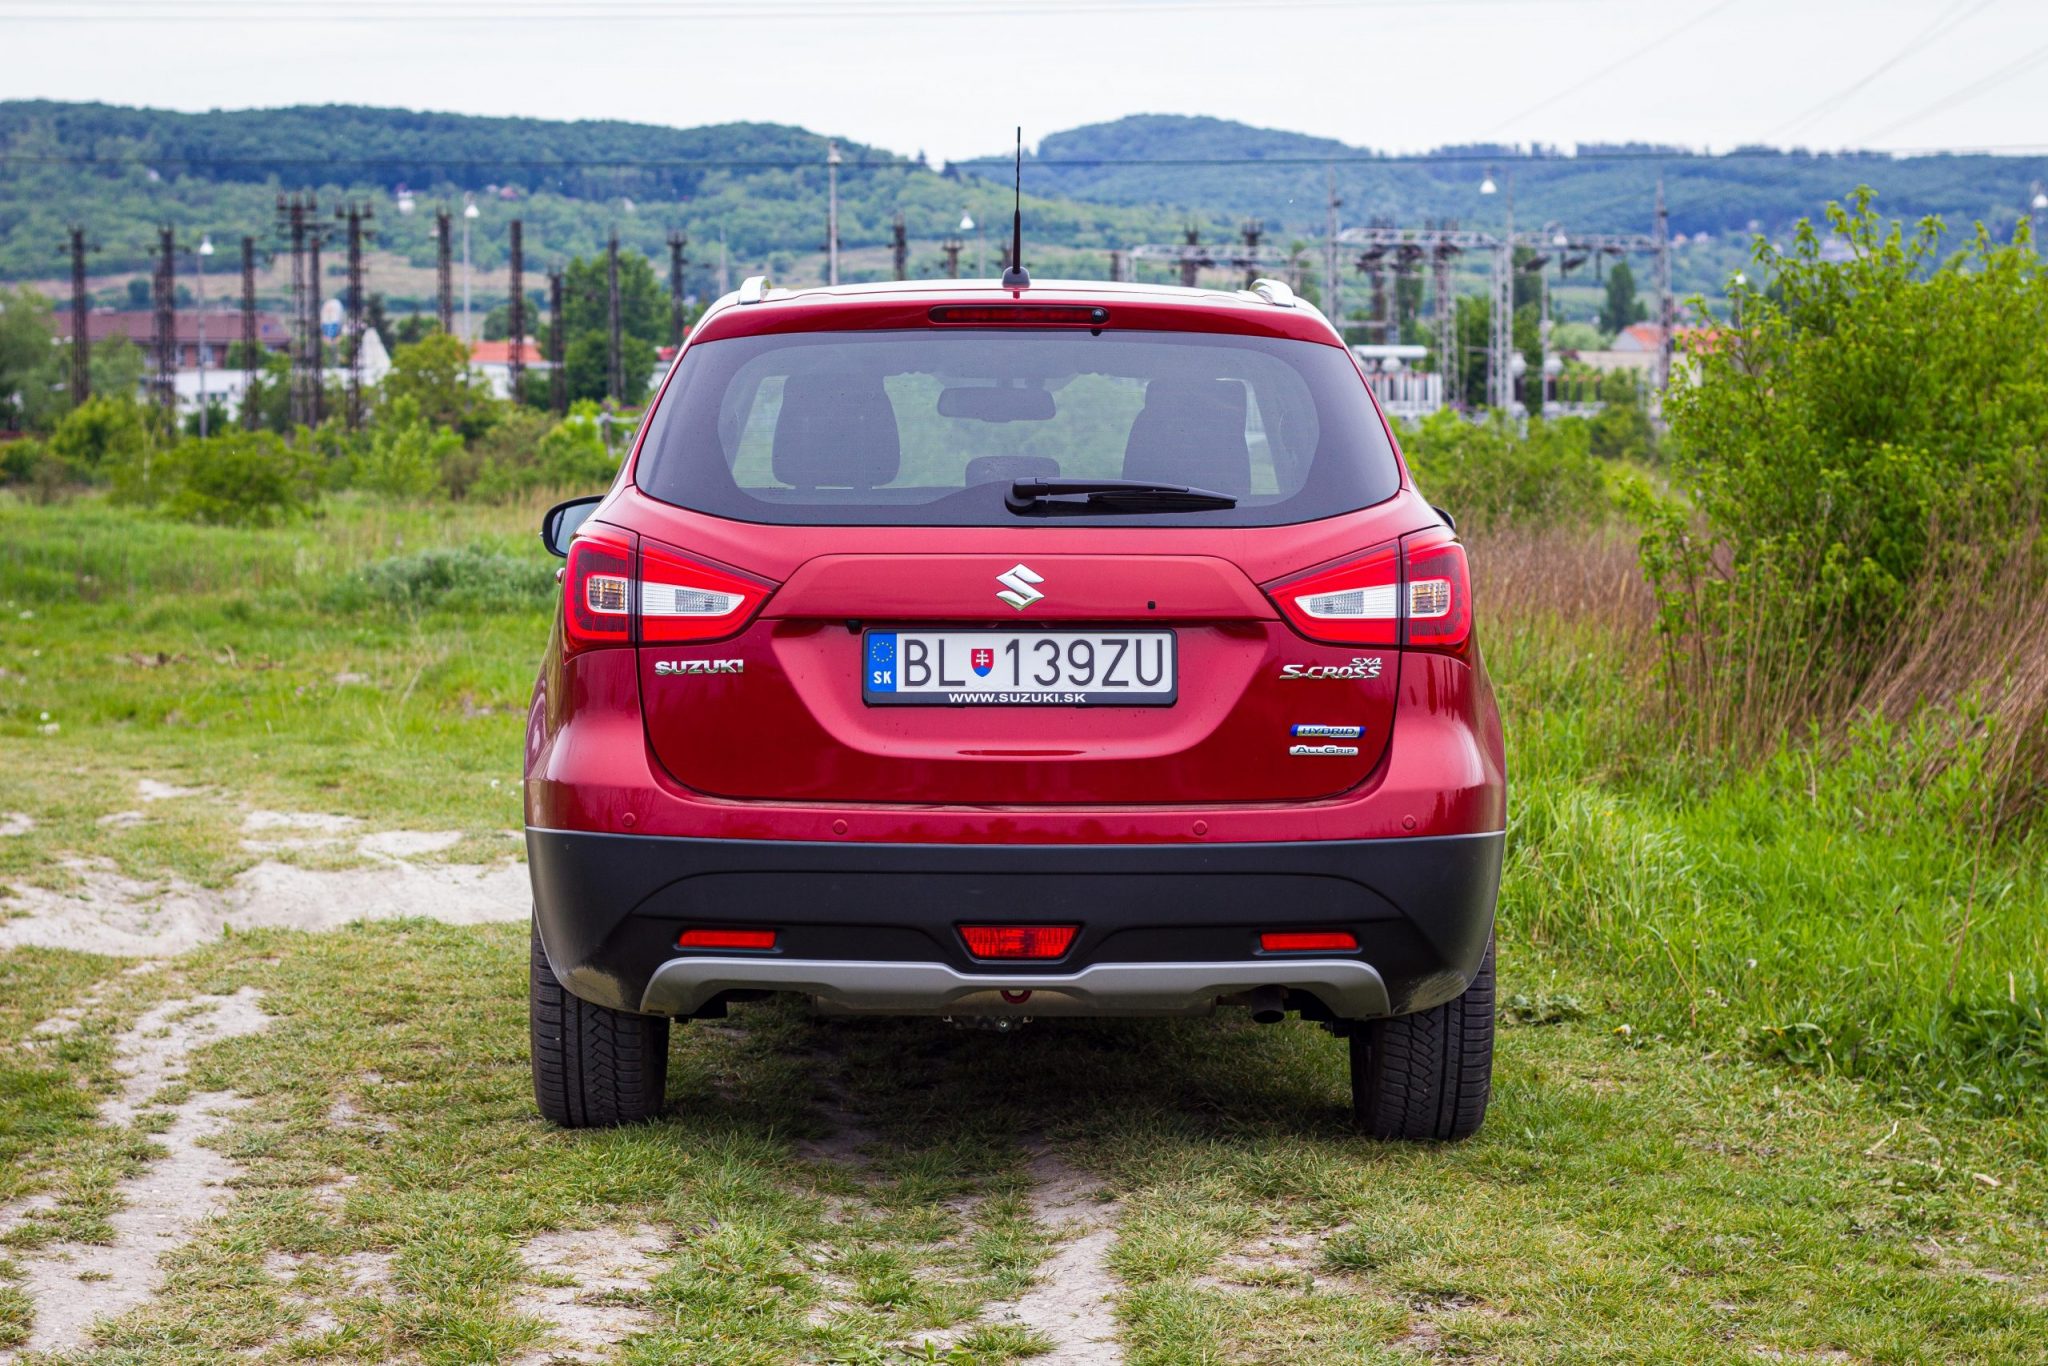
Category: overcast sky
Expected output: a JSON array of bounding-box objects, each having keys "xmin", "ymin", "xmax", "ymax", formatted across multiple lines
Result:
[{"xmin": 3, "ymin": 0, "xmax": 2044, "ymax": 166}]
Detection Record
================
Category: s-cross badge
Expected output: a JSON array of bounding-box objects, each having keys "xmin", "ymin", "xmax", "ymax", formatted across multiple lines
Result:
[{"xmin": 996, "ymin": 563, "xmax": 1045, "ymax": 611}]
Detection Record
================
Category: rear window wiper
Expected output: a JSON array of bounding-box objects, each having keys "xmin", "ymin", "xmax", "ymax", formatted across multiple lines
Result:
[{"xmin": 1006, "ymin": 477, "xmax": 1238, "ymax": 516}]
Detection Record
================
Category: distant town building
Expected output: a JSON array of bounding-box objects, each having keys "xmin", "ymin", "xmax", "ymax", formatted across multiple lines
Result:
[
  {"xmin": 51, "ymin": 309, "xmax": 290, "ymax": 368},
  {"xmin": 469, "ymin": 338, "xmax": 550, "ymax": 400}
]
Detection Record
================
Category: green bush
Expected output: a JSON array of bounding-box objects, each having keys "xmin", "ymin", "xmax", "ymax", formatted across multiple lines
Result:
[
  {"xmin": 1397, "ymin": 409, "xmax": 1611, "ymax": 532},
  {"xmin": 49, "ymin": 395, "xmax": 148, "ymax": 477},
  {"xmin": 357, "ymin": 398, "xmax": 464, "ymax": 499},
  {"xmin": 1641, "ymin": 189, "xmax": 2048, "ymax": 752},
  {"xmin": 471, "ymin": 405, "xmax": 619, "ymax": 501},
  {"xmin": 344, "ymin": 544, "xmax": 557, "ymax": 614},
  {"xmin": 119, "ymin": 430, "xmax": 315, "ymax": 527}
]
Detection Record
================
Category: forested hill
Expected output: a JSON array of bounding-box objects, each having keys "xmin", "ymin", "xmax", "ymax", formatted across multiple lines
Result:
[
  {"xmin": 0, "ymin": 101, "xmax": 1170, "ymax": 282},
  {"xmin": 2, "ymin": 101, "xmax": 2037, "ymax": 288},
  {"xmin": 955, "ymin": 114, "xmax": 2044, "ymax": 239}
]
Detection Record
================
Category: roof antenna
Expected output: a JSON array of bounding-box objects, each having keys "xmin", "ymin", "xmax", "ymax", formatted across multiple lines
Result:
[{"xmin": 1001, "ymin": 126, "xmax": 1031, "ymax": 289}]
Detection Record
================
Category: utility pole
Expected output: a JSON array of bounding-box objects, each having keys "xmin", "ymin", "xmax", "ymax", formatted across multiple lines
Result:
[
  {"xmin": 1653, "ymin": 177, "xmax": 1674, "ymax": 418},
  {"xmin": 666, "ymin": 229, "xmax": 689, "ymax": 348},
  {"xmin": 152, "ymin": 225, "xmax": 176, "ymax": 434},
  {"xmin": 1239, "ymin": 219, "xmax": 1264, "ymax": 289},
  {"xmin": 1431, "ymin": 222, "xmax": 1457, "ymax": 401},
  {"xmin": 825, "ymin": 139, "xmax": 841, "ymax": 285},
  {"xmin": 62, "ymin": 226, "xmax": 92, "ymax": 406},
  {"xmin": 547, "ymin": 266, "xmax": 567, "ymax": 417},
  {"xmin": 435, "ymin": 206, "xmax": 454, "ymax": 335},
  {"xmin": 240, "ymin": 236, "xmax": 259, "ymax": 428},
  {"xmin": 1324, "ymin": 165, "xmax": 1342, "ymax": 333},
  {"xmin": 1179, "ymin": 224, "xmax": 1204, "ymax": 288},
  {"xmin": 195, "ymin": 235, "xmax": 214, "ymax": 438},
  {"xmin": 1489, "ymin": 174, "xmax": 1516, "ymax": 412},
  {"xmin": 308, "ymin": 213, "xmax": 325, "ymax": 428},
  {"xmin": 1107, "ymin": 248, "xmax": 1125, "ymax": 283},
  {"xmin": 605, "ymin": 232, "xmax": 623, "ymax": 404},
  {"xmin": 461, "ymin": 195, "xmax": 478, "ymax": 343},
  {"xmin": 339, "ymin": 202, "xmax": 372, "ymax": 430},
  {"xmin": 942, "ymin": 236, "xmax": 963, "ymax": 279},
  {"xmin": 507, "ymin": 219, "xmax": 526, "ymax": 406},
  {"xmin": 891, "ymin": 212, "xmax": 907, "ymax": 281}
]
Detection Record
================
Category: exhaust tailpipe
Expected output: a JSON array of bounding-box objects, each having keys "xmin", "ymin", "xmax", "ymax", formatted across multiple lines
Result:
[{"xmin": 1248, "ymin": 986, "xmax": 1286, "ymax": 1025}]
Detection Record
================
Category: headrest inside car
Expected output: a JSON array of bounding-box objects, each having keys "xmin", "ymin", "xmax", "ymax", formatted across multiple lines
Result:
[{"xmin": 771, "ymin": 373, "xmax": 903, "ymax": 489}]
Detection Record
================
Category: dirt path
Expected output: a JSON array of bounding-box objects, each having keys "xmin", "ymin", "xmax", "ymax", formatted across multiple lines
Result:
[
  {"xmin": 0, "ymin": 805, "xmax": 527, "ymax": 957},
  {"xmin": 3, "ymin": 988, "xmax": 272, "ymax": 1360}
]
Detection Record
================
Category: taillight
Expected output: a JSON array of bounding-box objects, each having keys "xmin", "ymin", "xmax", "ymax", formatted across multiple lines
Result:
[
  {"xmin": 563, "ymin": 528, "xmax": 634, "ymax": 658},
  {"xmin": 1269, "ymin": 540, "xmax": 1401, "ymax": 646},
  {"xmin": 1259, "ymin": 930, "xmax": 1359, "ymax": 953},
  {"xmin": 639, "ymin": 541, "xmax": 770, "ymax": 645},
  {"xmin": 560, "ymin": 529, "xmax": 770, "ymax": 658},
  {"xmin": 677, "ymin": 927, "xmax": 777, "ymax": 951},
  {"xmin": 1402, "ymin": 528, "xmax": 1472, "ymax": 653},
  {"xmin": 1267, "ymin": 529, "xmax": 1473, "ymax": 654},
  {"xmin": 959, "ymin": 925, "xmax": 1078, "ymax": 960}
]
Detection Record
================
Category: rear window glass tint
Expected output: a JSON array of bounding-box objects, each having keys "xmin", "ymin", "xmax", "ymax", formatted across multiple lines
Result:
[{"xmin": 635, "ymin": 328, "xmax": 1400, "ymax": 527}]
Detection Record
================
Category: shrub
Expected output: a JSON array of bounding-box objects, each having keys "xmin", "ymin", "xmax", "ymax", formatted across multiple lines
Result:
[
  {"xmin": 124, "ymin": 430, "xmax": 315, "ymax": 526},
  {"xmin": 48, "ymin": 395, "xmax": 148, "ymax": 477},
  {"xmin": 1397, "ymin": 409, "xmax": 1610, "ymax": 533},
  {"xmin": 471, "ymin": 405, "xmax": 619, "ymax": 501},
  {"xmin": 379, "ymin": 332, "xmax": 499, "ymax": 440},
  {"xmin": 344, "ymin": 544, "xmax": 557, "ymax": 614},
  {"xmin": 451, "ymin": 406, "xmax": 552, "ymax": 499},
  {"xmin": 357, "ymin": 398, "xmax": 463, "ymax": 499},
  {"xmin": 1642, "ymin": 190, "xmax": 2048, "ymax": 778}
]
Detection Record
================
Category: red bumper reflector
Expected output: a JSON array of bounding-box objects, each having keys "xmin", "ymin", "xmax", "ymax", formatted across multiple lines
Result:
[
  {"xmin": 960, "ymin": 924, "xmax": 1078, "ymax": 960},
  {"xmin": 1260, "ymin": 930, "xmax": 1359, "ymax": 953},
  {"xmin": 677, "ymin": 928, "xmax": 777, "ymax": 951}
]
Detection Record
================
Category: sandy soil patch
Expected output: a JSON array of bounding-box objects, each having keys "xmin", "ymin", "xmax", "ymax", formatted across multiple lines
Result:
[
  {"xmin": 0, "ymin": 813, "xmax": 32, "ymax": 837},
  {"xmin": 136, "ymin": 779, "xmax": 205, "ymax": 802},
  {"xmin": 3, "ymin": 989, "xmax": 272, "ymax": 1360},
  {"xmin": 0, "ymin": 817, "xmax": 527, "ymax": 956},
  {"xmin": 511, "ymin": 1226, "xmax": 668, "ymax": 1364},
  {"xmin": 910, "ymin": 1150, "xmax": 1125, "ymax": 1364}
]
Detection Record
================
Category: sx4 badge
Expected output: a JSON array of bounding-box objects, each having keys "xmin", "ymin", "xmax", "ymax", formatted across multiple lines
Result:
[
  {"xmin": 653, "ymin": 659, "xmax": 743, "ymax": 677},
  {"xmin": 1279, "ymin": 656, "xmax": 1383, "ymax": 681}
]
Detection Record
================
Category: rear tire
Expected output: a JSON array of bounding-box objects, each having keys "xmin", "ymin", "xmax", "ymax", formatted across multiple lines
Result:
[
  {"xmin": 530, "ymin": 917, "xmax": 669, "ymax": 1127},
  {"xmin": 1348, "ymin": 936, "xmax": 1494, "ymax": 1141}
]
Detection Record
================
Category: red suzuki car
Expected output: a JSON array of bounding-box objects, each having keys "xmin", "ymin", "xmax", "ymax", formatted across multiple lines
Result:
[{"xmin": 526, "ymin": 273, "xmax": 1505, "ymax": 1139}]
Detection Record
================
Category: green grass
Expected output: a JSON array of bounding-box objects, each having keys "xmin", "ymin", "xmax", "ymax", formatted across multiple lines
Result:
[{"xmin": 1, "ymin": 491, "xmax": 2045, "ymax": 1360}]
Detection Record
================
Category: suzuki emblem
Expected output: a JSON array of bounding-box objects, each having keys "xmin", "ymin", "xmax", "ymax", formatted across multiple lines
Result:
[{"xmin": 995, "ymin": 563, "xmax": 1045, "ymax": 612}]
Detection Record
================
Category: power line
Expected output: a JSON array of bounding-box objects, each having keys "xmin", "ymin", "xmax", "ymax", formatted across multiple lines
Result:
[
  {"xmin": 8, "ymin": 144, "xmax": 2044, "ymax": 177},
  {"xmin": 1485, "ymin": 0, "xmax": 1744, "ymax": 137},
  {"xmin": 1861, "ymin": 35, "xmax": 2048, "ymax": 144},
  {"xmin": 1764, "ymin": 0, "xmax": 1996, "ymax": 142},
  {"xmin": 0, "ymin": 0, "xmax": 1633, "ymax": 18}
]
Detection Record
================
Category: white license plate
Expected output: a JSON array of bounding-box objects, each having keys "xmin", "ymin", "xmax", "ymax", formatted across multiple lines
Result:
[{"xmin": 863, "ymin": 630, "xmax": 1177, "ymax": 706}]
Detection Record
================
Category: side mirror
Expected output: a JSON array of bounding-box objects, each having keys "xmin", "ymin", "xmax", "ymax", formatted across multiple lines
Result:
[
  {"xmin": 541, "ymin": 495, "xmax": 604, "ymax": 558},
  {"xmin": 1431, "ymin": 504, "xmax": 1458, "ymax": 536}
]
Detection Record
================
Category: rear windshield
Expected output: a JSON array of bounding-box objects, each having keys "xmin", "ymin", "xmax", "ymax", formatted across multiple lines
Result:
[{"xmin": 632, "ymin": 328, "xmax": 1401, "ymax": 527}]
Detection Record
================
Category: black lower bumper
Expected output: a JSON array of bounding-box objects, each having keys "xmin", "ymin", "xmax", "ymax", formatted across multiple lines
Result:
[{"xmin": 528, "ymin": 829, "xmax": 1502, "ymax": 1021}]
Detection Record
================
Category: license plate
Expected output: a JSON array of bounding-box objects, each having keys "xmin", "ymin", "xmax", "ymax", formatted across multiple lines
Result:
[{"xmin": 863, "ymin": 630, "xmax": 1177, "ymax": 706}]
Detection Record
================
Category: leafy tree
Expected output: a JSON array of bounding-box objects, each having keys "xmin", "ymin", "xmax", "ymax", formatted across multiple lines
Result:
[
  {"xmin": 559, "ymin": 251, "xmax": 664, "ymax": 405},
  {"xmin": 379, "ymin": 332, "xmax": 497, "ymax": 439},
  {"xmin": 0, "ymin": 285, "xmax": 63, "ymax": 430},
  {"xmin": 125, "ymin": 277, "xmax": 150, "ymax": 309},
  {"xmin": 1599, "ymin": 260, "xmax": 1648, "ymax": 336},
  {"xmin": 89, "ymin": 336, "xmax": 145, "ymax": 405},
  {"xmin": 1641, "ymin": 190, "xmax": 2048, "ymax": 742}
]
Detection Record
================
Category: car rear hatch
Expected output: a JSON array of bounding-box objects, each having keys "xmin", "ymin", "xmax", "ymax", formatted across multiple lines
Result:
[
  {"xmin": 616, "ymin": 295, "xmax": 1423, "ymax": 807},
  {"xmin": 631, "ymin": 536, "xmax": 1401, "ymax": 804}
]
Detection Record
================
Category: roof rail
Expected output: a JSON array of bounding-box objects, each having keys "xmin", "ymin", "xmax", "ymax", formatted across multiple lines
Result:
[
  {"xmin": 1247, "ymin": 277, "xmax": 1297, "ymax": 308},
  {"xmin": 737, "ymin": 275, "xmax": 770, "ymax": 305}
]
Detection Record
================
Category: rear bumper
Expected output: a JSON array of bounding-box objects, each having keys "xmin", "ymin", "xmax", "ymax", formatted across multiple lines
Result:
[{"xmin": 528, "ymin": 828, "xmax": 1502, "ymax": 1021}]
